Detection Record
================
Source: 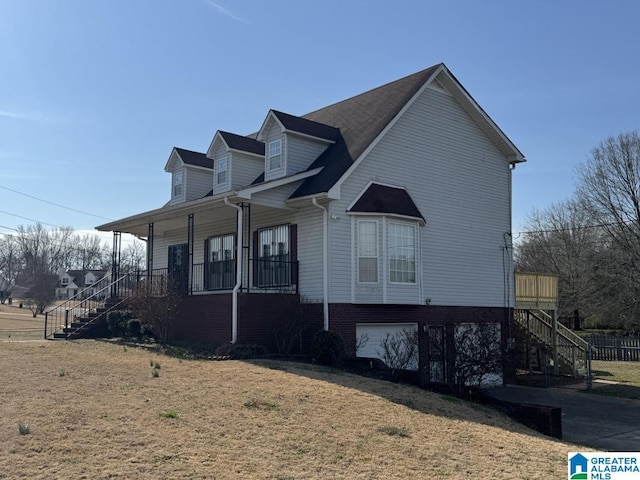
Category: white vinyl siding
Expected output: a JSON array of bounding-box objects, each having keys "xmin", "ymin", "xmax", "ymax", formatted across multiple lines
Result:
[
  {"xmin": 330, "ymin": 84, "xmax": 512, "ymax": 307},
  {"xmin": 185, "ymin": 167, "xmax": 214, "ymax": 202},
  {"xmin": 286, "ymin": 134, "xmax": 329, "ymax": 176},
  {"xmin": 230, "ymin": 152, "xmax": 264, "ymax": 190},
  {"xmin": 357, "ymin": 220, "xmax": 378, "ymax": 283}
]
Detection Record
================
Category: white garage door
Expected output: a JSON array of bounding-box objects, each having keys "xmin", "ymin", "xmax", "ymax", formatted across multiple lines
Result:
[{"xmin": 356, "ymin": 323, "xmax": 419, "ymax": 371}]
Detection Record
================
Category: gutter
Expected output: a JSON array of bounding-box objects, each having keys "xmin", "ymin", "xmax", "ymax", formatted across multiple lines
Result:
[
  {"xmin": 312, "ymin": 197, "xmax": 329, "ymax": 330},
  {"xmin": 224, "ymin": 197, "xmax": 242, "ymax": 344}
]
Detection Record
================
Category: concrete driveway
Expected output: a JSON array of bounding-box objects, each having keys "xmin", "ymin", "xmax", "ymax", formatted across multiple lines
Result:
[{"xmin": 484, "ymin": 383, "xmax": 640, "ymax": 451}]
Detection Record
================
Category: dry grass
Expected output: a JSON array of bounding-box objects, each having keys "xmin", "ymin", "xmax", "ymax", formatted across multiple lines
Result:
[
  {"xmin": 591, "ymin": 360, "xmax": 640, "ymax": 399},
  {"xmin": 0, "ymin": 340, "xmax": 581, "ymax": 479},
  {"xmin": 0, "ymin": 303, "xmax": 44, "ymax": 340}
]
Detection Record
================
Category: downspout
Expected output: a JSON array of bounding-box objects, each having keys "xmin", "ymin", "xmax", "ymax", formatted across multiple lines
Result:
[
  {"xmin": 224, "ymin": 197, "xmax": 242, "ymax": 344},
  {"xmin": 312, "ymin": 197, "xmax": 329, "ymax": 331}
]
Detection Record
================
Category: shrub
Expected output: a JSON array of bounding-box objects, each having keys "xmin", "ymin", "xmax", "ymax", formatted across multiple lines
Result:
[
  {"xmin": 214, "ymin": 343, "xmax": 267, "ymax": 360},
  {"xmin": 127, "ymin": 319, "xmax": 143, "ymax": 339},
  {"xmin": 17, "ymin": 422, "xmax": 30, "ymax": 435},
  {"xmin": 106, "ymin": 310, "xmax": 133, "ymax": 338},
  {"xmin": 379, "ymin": 328, "xmax": 419, "ymax": 381},
  {"xmin": 159, "ymin": 410, "xmax": 178, "ymax": 418},
  {"xmin": 312, "ymin": 330, "xmax": 345, "ymax": 366}
]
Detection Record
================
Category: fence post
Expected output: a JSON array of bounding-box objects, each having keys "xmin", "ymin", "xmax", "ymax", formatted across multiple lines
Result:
[
  {"xmin": 64, "ymin": 309, "xmax": 69, "ymax": 340},
  {"xmin": 44, "ymin": 312, "xmax": 48, "ymax": 339},
  {"xmin": 586, "ymin": 346, "xmax": 592, "ymax": 392},
  {"xmin": 552, "ymin": 310, "xmax": 559, "ymax": 376}
]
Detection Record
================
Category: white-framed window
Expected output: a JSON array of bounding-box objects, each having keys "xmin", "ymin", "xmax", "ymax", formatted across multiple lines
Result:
[
  {"xmin": 215, "ymin": 156, "xmax": 228, "ymax": 185},
  {"xmin": 267, "ymin": 139, "xmax": 282, "ymax": 171},
  {"xmin": 61, "ymin": 277, "xmax": 69, "ymax": 285},
  {"xmin": 255, "ymin": 223, "xmax": 291, "ymax": 288},
  {"xmin": 388, "ymin": 222, "xmax": 416, "ymax": 284},
  {"xmin": 173, "ymin": 170, "xmax": 183, "ymax": 197},
  {"xmin": 357, "ymin": 220, "xmax": 378, "ymax": 283},
  {"xmin": 209, "ymin": 233, "xmax": 235, "ymax": 262}
]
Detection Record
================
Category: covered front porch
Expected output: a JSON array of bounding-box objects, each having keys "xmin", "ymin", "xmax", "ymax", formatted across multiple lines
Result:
[{"xmin": 101, "ymin": 195, "xmax": 300, "ymax": 297}]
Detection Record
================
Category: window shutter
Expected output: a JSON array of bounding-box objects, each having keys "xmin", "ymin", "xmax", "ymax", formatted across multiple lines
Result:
[
  {"xmin": 289, "ymin": 224, "xmax": 298, "ymax": 285},
  {"xmin": 252, "ymin": 230, "xmax": 259, "ymax": 287},
  {"xmin": 204, "ymin": 238, "xmax": 210, "ymax": 290}
]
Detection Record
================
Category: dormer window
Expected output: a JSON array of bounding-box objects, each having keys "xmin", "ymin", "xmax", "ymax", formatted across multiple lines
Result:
[
  {"xmin": 216, "ymin": 156, "xmax": 228, "ymax": 185},
  {"xmin": 173, "ymin": 171, "xmax": 183, "ymax": 197},
  {"xmin": 61, "ymin": 277, "xmax": 69, "ymax": 285},
  {"xmin": 267, "ymin": 140, "xmax": 282, "ymax": 171}
]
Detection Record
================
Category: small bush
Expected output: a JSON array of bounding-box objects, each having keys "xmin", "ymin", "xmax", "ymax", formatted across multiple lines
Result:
[
  {"xmin": 106, "ymin": 310, "xmax": 133, "ymax": 337},
  {"xmin": 151, "ymin": 367, "xmax": 160, "ymax": 378},
  {"xmin": 312, "ymin": 330, "xmax": 345, "ymax": 366},
  {"xmin": 159, "ymin": 410, "xmax": 178, "ymax": 419},
  {"xmin": 214, "ymin": 343, "xmax": 267, "ymax": 360},
  {"xmin": 127, "ymin": 319, "xmax": 143, "ymax": 339},
  {"xmin": 17, "ymin": 422, "xmax": 30, "ymax": 435}
]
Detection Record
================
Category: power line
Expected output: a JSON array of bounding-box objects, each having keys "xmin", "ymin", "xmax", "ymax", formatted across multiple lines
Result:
[
  {"xmin": 0, "ymin": 184, "xmax": 113, "ymax": 221},
  {"xmin": 514, "ymin": 219, "xmax": 634, "ymax": 237},
  {"xmin": 0, "ymin": 210, "xmax": 67, "ymax": 229}
]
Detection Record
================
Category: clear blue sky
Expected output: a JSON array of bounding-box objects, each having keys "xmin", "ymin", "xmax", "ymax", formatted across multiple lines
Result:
[{"xmin": 1, "ymin": 0, "xmax": 639, "ymax": 239}]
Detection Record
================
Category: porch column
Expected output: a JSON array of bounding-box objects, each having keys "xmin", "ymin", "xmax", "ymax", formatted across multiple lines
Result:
[
  {"xmin": 188, "ymin": 214, "xmax": 194, "ymax": 294},
  {"xmin": 147, "ymin": 223, "xmax": 154, "ymax": 277},
  {"xmin": 111, "ymin": 231, "xmax": 121, "ymax": 298}
]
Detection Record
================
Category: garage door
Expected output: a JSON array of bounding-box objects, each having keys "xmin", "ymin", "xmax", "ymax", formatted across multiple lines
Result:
[{"xmin": 356, "ymin": 323, "xmax": 419, "ymax": 370}]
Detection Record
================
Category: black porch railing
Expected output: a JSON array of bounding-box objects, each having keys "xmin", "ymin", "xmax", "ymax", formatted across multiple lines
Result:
[{"xmin": 147, "ymin": 259, "xmax": 298, "ymax": 294}]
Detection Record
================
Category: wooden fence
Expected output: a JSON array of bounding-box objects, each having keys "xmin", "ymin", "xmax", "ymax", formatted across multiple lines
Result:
[{"xmin": 583, "ymin": 335, "xmax": 640, "ymax": 361}]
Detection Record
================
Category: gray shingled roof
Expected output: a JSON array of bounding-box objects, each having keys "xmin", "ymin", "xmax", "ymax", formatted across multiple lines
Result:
[
  {"xmin": 289, "ymin": 64, "xmax": 441, "ymax": 198},
  {"xmin": 219, "ymin": 131, "xmax": 265, "ymax": 155},
  {"xmin": 175, "ymin": 147, "xmax": 213, "ymax": 169},
  {"xmin": 271, "ymin": 110, "xmax": 341, "ymax": 142},
  {"xmin": 348, "ymin": 183, "xmax": 425, "ymax": 221}
]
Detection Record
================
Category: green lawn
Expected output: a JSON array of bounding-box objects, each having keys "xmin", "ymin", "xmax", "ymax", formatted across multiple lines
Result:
[{"xmin": 591, "ymin": 360, "xmax": 640, "ymax": 399}]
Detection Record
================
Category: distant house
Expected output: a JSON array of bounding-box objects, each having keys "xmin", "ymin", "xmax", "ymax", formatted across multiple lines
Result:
[
  {"xmin": 57, "ymin": 270, "xmax": 108, "ymax": 300},
  {"xmin": 97, "ymin": 63, "xmax": 525, "ymax": 385}
]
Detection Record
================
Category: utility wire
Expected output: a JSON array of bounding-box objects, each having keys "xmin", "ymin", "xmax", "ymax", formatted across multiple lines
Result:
[
  {"xmin": 514, "ymin": 219, "xmax": 636, "ymax": 237},
  {"xmin": 0, "ymin": 184, "xmax": 113, "ymax": 221},
  {"xmin": 0, "ymin": 210, "xmax": 67, "ymax": 229}
]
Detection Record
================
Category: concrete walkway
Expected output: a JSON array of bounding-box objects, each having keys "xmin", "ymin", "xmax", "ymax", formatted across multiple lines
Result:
[{"xmin": 484, "ymin": 383, "xmax": 640, "ymax": 451}]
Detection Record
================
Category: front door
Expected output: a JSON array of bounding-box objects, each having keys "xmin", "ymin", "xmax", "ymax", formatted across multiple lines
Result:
[{"xmin": 168, "ymin": 243, "xmax": 189, "ymax": 293}]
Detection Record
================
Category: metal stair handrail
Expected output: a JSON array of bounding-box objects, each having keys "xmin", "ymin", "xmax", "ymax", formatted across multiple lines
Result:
[{"xmin": 44, "ymin": 273, "xmax": 137, "ymax": 339}]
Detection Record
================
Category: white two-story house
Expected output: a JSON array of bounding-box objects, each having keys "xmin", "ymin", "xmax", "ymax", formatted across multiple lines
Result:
[{"xmin": 97, "ymin": 63, "xmax": 525, "ymax": 384}]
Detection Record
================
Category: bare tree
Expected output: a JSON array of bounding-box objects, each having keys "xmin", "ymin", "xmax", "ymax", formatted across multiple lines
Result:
[
  {"xmin": 120, "ymin": 239, "xmax": 146, "ymax": 274},
  {"xmin": 378, "ymin": 328, "xmax": 419, "ymax": 381},
  {"xmin": 454, "ymin": 322, "xmax": 503, "ymax": 391},
  {"xmin": 127, "ymin": 278, "xmax": 181, "ymax": 343},
  {"xmin": 73, "ymin": 233, "xmax": 110, "ymax": 270},
  {"xmin": 577, "ymin": 131, "xmax": 640, "ymax": 329},
  {"xmin": 515, "ymin": 199, "xmax": 602, "ymax": 321},
  {"xmin": 0, "ymin": 234, "xmax": 22, "ymax": 301}
]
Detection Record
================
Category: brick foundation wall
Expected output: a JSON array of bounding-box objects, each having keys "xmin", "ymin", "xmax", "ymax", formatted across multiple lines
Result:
[
  {"xmin": 171, "ymin": 294, "xmax": 232, "ymax": 345},
  {"xmin": 328, "ymin": 303, "xmax": 515, "ymax": 383}
]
